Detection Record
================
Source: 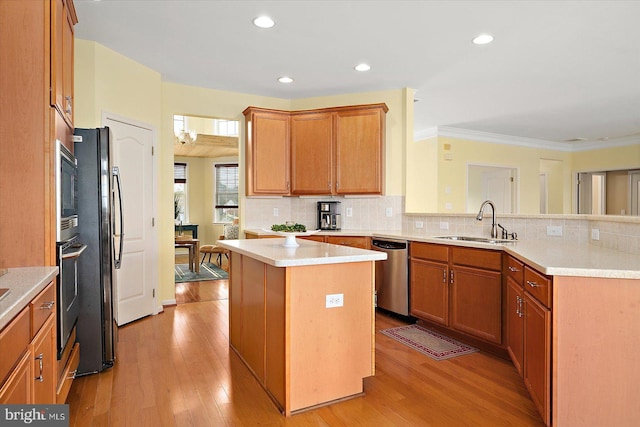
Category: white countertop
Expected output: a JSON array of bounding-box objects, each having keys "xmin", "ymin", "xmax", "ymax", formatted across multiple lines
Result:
[
  {"xmin": 244, "ymin": 228, "xmax": 640, "ymax": 279},
  {"xmin": 0, "ymin": 266, "xmax": 59, "ymax": 330},
  {"xmin": 217, "ymin": 237, "xmax": 386, "ymax": 267}
]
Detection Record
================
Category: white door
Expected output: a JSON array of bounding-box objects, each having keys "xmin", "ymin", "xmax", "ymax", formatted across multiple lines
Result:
[
  {"xmin": 483, "ymin": 168, "xmax": 514, "ymax": 214},
  {"xmin": 105, "ymin": 115, "xmax": 156, "ymax": 325},
  {"xmin": 630, "ymin": 171, "xmax": 640, "ymax": 216}
]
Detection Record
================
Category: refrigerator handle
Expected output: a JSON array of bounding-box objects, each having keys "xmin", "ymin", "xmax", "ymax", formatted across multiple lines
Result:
[{"xmin": 113, "ymin": 166, "xmax": 124, "ymax": 269}]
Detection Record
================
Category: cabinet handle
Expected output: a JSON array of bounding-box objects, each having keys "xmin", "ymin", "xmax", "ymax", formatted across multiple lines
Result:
[
  {"xmin": 40, "ymin": 301, "xmax": 55, "ymax": 310},
  {"xmin": 519, "ymin": 297, "xmax": 524, "ymax": 318},
  {"xmin": 65, "ymin": 95, "xmax": 72, "ymax": 114},
  {"xmin": 35, "ymin": 353, "xmax": 44, "ymax": 382},
  {"xmin": 449, "ymin": 269, "xmax": 454, "ymax": 284},
  {"xmin": 67, "ymin": 369, "xmax": 77, "ymax": 380},
  {"xmin": 515, "ymin": 295, "xmax": 520, "ymax": 316},
  {"xmin": 442, "ymin": 269, "xmax": 446, "ymax": 283},
  {"xmin": 526, "ymin": 280, "xmax": 540, "ymax": 288},
  {"xmin": 508, "ymin": 266, "xmax": 520, "ymax": 272}
]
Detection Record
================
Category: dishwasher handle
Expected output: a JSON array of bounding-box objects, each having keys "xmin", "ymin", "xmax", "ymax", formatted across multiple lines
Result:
[{"xmin": 372, "ymin": 239, "xmax": 407, "ymax": 250}]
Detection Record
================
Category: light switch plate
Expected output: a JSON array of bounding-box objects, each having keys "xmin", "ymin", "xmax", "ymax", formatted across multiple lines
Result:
[
  {"xmin": 415, "ymin": 221, "xmax": 424, "ymax": 229},
  {"xmin": 440, "ymin": 221, "xmax": 449, "ymax": 230},
  {"xmin": 273, "ymin": 207, "xmax": 279, "ymax": 217},
  {"xmin": 385, "ymin": 207, "xmax": 393, "ymax": 217},
  {"xmin": 346, "ymin": 208, "xmax": 353, "ymax": 217},
  {"xmin": 547, "ymin": 225, "xmax": 563, "ymax": 236},
  {"xmin": 591, "ymin": 228, "xmax": 600, "ymax": 240}
]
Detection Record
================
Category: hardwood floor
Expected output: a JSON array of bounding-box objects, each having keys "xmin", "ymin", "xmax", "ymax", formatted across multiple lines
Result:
[
  {"xmin": 66, "ymin": 289, "xmax": 545, "ymax": 426},
  {"xmin": 174, "ymin": 254, "xmax": 229, "ymax": 304}
]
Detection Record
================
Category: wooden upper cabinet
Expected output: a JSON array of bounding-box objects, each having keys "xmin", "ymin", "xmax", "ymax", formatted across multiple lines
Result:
[
  {"xmin": 290, "ymin": 112, "xmax": 333, "ymax": 195},
  {"xmin": 51, "ymin": 0, "xmax": 77, "ymax": 127},
  {"xmin": 244, "ymin": 107, "xmax": 291, "ymax": 196},
  {"xmin": 335, "ymin": 105, "xmax": 387, "ymax": 195},
  {"xmin": 244, "ymin": 103, "xmax": 387, "ymax": 196}
]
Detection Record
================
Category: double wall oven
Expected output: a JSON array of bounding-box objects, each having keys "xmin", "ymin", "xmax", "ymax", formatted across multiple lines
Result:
[{"xmin": 55, "ymin": 140, "xmax": 86, "ymax": 358}]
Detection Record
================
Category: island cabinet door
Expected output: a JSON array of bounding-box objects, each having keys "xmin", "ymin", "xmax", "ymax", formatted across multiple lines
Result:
[
  {"xmin": 229, "ymin": 252, "xmax": 243, "ymax": 351},
  {"xmin": 265, "ymin": 265, "xmax": 286, "ymax": 408},
  {"xmin": 239, "ymin": 256, "xmax": 266, "ymax": 381}
]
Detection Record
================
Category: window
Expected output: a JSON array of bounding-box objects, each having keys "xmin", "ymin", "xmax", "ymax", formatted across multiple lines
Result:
[
  {"xmin": 174, "ymin": 162, "xmax": 187, "ymax": 222},
  {"xmin": 213, "ymin": 119, "xmax": 239, "ymax": 137},
  {"xmin": 214, "ymin": 163, "xmax": 238, "ymax": 223}
]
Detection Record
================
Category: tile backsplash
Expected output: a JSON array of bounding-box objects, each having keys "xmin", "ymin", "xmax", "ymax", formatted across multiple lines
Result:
[{"xmin": 244, "ymin": 196, "xmax": 640, "ymax": 255}]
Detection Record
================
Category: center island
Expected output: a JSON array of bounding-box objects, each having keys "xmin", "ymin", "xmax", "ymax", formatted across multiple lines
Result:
[{"xmin": 216, "ymin": 237, "xmax": 387, "ymax": 416}]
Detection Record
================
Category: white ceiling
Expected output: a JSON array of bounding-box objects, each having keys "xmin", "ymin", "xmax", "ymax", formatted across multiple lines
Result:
[{"xmin": 74, "ymin": 0, "xmax": 640, "ymax": 147}]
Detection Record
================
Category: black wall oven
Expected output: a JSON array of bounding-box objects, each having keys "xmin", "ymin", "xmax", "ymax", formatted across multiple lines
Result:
[
  {"xmin": 56, "ymin": 140, "xmax": 79, "ymax": 242},
  {"xmin": 56, "ymin": 235, "xmax": 86, "ymax": 359}
]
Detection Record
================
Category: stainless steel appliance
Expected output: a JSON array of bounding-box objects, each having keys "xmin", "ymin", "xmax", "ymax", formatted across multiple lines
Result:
[
  {"xmin": 55, "ymin": 140, "xmax": 79, "ymax": 242},
  {"xmin": 372, "ymin": 238, "xmax": 409, "ymax": 316},
  {"xmin": 317, "ymin": 201, "xmax": 341, "ymax": 230},
  {"xmin": 73, "ymin": 127, "xmax": 124, "ymax": 375},
  {"xmin": 56, "ymin": 235, "xmax": 86, "ymax": 359}
]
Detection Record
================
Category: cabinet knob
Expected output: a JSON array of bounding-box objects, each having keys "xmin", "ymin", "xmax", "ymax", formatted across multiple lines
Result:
[
  {"xmin": 526, "ymin": 280, "xmax": 540, "ymax": 288},
  {"xmin": 508, "ymin": 266, "xmax": 520, "ymax": 272},
  {"xmin": 65, "ymin": 95, "xmax": 72, "ymax": 114}
]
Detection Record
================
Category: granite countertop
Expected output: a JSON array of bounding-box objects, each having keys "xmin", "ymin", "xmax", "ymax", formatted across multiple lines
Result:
[
  {"xmin": 217, "ymin": 237, "xmax": 386, "ymax": 267},
  {"xmin": 0, "ymin": 267, "xmax": 59, "ymax": 330},
  {"xmin": 244, "ymin": 228, "xmax": 640, "ymax": 279}
]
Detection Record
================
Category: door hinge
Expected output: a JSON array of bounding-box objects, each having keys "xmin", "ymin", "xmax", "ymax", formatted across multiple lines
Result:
[
  {"xmin": 153, "ymin": 289, "xmax": 155, "ymax": 298},
  {"xmin": 151, "ymin": 146, "xmax": 154, "ymax": 155},
  {"xmin": 152, "ymin": 218, "xmax": 155, "ymax": 227}
]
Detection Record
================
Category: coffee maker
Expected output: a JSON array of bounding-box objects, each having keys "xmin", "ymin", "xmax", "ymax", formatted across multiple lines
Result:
[{"xmin": 317, "ymin": 201, "xmax": 341, "ymax": 230}]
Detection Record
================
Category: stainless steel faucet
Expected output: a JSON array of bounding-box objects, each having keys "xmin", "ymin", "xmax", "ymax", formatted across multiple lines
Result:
[{"xmin": 476, "ymin": 200, "xmax": 498, "ymax": 238}]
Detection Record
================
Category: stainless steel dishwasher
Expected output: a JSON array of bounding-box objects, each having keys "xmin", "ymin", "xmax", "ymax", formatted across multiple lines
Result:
[{"xmin": 372, "ymin": 237, "xmax": 409, "ymax": 316}]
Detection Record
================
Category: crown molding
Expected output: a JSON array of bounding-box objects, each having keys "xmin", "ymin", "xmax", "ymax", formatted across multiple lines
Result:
[{"xmin": 413, "ymin": 126, "xmax": 640, "ymax": 152}]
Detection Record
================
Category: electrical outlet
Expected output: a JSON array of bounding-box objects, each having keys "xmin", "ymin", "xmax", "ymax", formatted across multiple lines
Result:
[
  {"xmin": 385, "ymin": 207, "xmax": 393, "ymax": 217},
  {"xmin": 547, "ymin": 225, "xmax": 563, "ymax": 236},
  {"xmin": 440, "ymin": 221, "xmax": 449, "ymax": 230},
  {"xmin": 415, "ymin": 221, "xmax": 424, "ymax": 229},
  {"xmin": 445, "ymin": 203, "xmax": 453, "ymax": 210},
  {"xmin": 591, "ymin": 228, "xmax": 600, "ymax": 240},
  {"xmin": 273, "ymin": 207, "xmax": 279, "ymax": 217},
  {"xmin": 346, "ymin": 208, "xmax": 353, "ymax": 217},
  {"xmin": 326, "ymin": 293, "xmax": 344, "ymax": 308}
]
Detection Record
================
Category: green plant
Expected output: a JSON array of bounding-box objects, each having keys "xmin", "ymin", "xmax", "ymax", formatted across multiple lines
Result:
[{"xmin": 174, "ymin": 193, "xmax": 183, "ymax": 219}]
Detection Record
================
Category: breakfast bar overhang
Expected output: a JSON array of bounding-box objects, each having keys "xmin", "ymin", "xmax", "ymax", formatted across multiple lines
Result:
[{"xmin": 217, "ymin": 237, "xmax": 387, "ymax": 415}]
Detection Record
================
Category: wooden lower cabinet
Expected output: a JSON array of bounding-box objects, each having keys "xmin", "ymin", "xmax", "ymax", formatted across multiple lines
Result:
[
  {"xmin": 0, "ymin": 281, "xmax": 58, "ymax": 404},
  {"xmin": 31, "ymin": 314, "xmax": 56, "ymax": 404},
  {"xmin": 410, "ymin": 242, "xmax": 502, "ymax": 345},
  {"xmin": 524, "ymin": 292, "xmax": 551, "ymax": 426},
  {"xmin": 450, "ymin": 265, "xmax": 502, "ymax": 344},
  {"xmin": 410, "ymin": 259, "xmax": 448, "ymax": 325},
  {"xmin": 0, "ymin": 352, "xmax": 32, "ymax": 404},
  {"xmin": 229, "ymin": 252, "xmax": 374, "ymax": 415},
  {"xmin": 325, "ymin": 235, "xmax": 370, "ymax": 249}
]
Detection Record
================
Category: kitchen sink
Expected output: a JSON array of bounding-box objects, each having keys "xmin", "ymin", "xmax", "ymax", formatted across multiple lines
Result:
[{"xmin": 434, "ymin": 236, "xmax": 515, "ymax": 244}]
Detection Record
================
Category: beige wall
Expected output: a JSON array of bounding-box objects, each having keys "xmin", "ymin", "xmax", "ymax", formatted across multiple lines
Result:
[{"xmin": 406, "ymin": 136, "xmax": 573, "ymax": 214}]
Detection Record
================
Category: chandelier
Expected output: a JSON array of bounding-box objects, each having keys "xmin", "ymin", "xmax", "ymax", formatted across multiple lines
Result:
[{"xmin": 175, "ymin": 129, "xmax": 198, "ymax": 145}]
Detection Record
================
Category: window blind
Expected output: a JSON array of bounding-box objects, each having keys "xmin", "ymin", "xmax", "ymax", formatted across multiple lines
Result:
[
  {"xmin": 174, "ymin": 162, "xmax": 187, "ymax": 183},
  {"xmin": 215, "ymin": 163, "xmax": 239, "ymax": 209}
]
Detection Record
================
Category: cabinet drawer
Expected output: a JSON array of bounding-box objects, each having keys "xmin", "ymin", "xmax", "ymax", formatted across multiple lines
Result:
[
  {"xmin": 451, "ymin": 247, "xmax": 502, "ymax": 271},
  {"xmin": 505, "ymin": 255, "xmax": 524, "ymax": 285},
  {"xmin": 56, "ymin": 342, "xmax": 79, "ymax": 404},
  {"xmin": 31, "ymin": 282, "xmax": 56, "ymax": 337},
  {"xmin": 326, "ymin": 236, "xmax": 370, "ymax": 249},
  {"xmin": 0, "ymin": 306, "xmax": 30, "ymax": 386},
  {"xmin": 411, "ymin": 242, "xmax": 448, "ymax": 263},
  {"xmin": 524, "ymin": 266, "xmax": 552, "ymax": 308}
]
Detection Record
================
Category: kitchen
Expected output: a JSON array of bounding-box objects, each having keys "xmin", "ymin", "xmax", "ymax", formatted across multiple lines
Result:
[{"xmin": 1, "ymin": 1, "xmax": 640, "ymax": 426}]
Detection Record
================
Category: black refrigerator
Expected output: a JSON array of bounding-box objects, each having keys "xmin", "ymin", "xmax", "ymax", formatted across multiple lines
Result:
[{"xmin": 74, "ymin": 127, "xmax": 124, "ymax": 375}]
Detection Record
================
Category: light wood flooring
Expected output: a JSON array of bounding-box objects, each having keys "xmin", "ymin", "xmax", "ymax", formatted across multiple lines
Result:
[{"xmin": 66, "ymin": 272, "xmax": 545, "ymax": 426}]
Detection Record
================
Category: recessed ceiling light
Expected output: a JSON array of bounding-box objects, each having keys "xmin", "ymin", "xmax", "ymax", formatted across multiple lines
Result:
[
  {"xmin": 472, "ymin": 34, "xmax": 494, "ymax": 45},
  {"xmin": 354, "ymin": 63, "xmax": 371, "ymax": 72},
  {"xmin": 278, "ymin": 76, "xmax": 293, "ymax": 84},
  {"xmin": 253, "ymin": 16, "xmax": 275, "ymax": 29}
]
